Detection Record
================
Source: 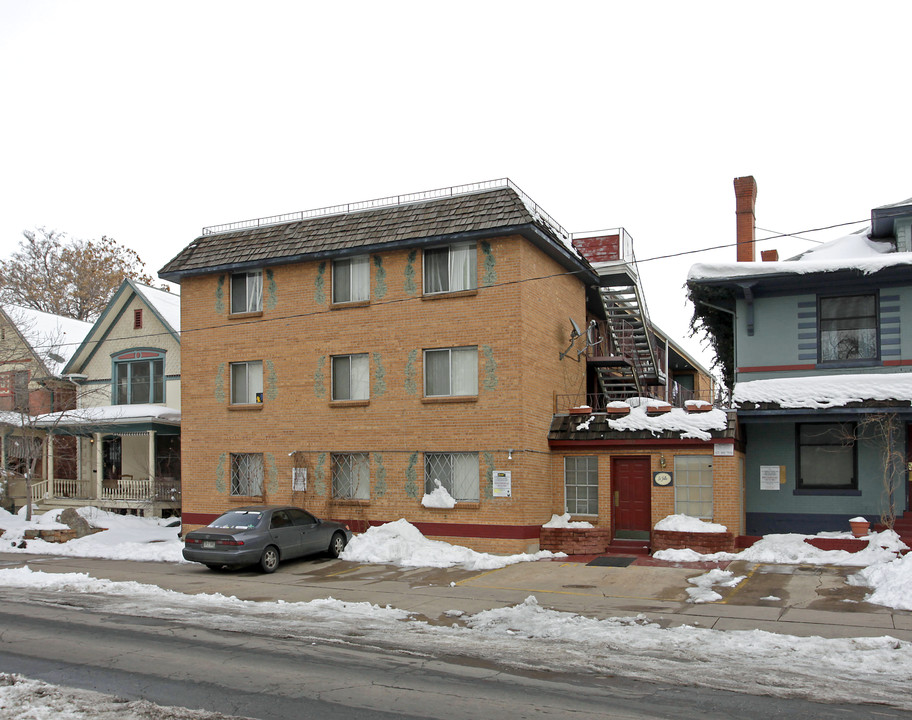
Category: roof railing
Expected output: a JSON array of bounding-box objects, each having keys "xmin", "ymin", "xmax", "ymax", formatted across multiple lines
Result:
[{"xmin": 200, "ymin": 178, "xmax": 571, "ymax": 241}]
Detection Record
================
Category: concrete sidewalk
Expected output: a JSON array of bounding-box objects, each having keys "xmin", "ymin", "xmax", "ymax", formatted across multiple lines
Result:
[{"xmin": 3, "ymin": 551, "xmax": 911, "ymax": 641}]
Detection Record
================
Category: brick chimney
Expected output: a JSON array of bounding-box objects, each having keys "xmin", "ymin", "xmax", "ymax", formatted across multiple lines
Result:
[{"xmin": 734, "ymin": 176, "xmax": 757, "ymax": 262}]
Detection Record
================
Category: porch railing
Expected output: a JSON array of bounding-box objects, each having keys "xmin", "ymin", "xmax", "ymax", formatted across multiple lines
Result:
[
  {"xmin": 52, "ymin": 478, "xmax": 93, "ymax": 499},
  {"xmin": 101, "ymin": 476, "xmax": 154, "ymax": 501}
]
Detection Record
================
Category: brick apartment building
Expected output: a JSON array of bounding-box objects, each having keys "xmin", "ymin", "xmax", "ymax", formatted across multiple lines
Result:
[{"xmin": 162, "ymin": 181, "xmax": 738, "ymax": 553}]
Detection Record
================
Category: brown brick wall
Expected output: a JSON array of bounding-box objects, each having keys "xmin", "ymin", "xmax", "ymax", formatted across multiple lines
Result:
[
  {"xmin": 651, "ymin": 529, "xmax": 735, "ymax": 553},
  {"xmin": 179, "ymin": 234, "xmax": 587, "ymax": 549}
]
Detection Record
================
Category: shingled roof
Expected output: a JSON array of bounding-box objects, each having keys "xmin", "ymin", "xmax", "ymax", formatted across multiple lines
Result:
[{"xmin": 160, "ymin": 185, "xmax": 589, "ymax": 282}]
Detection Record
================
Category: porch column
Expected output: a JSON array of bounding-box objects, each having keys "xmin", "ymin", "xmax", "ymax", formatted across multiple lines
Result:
[
  {"xmin": 94, "ymin": 432, "xmax": 103, "ymax": 500},
  {"xmin": 148, "ymin": 429, "xmax": 156, "ymax": 480},
  {"xmin": 46, "ymin": 431, "xmax": 54, "ymax": 487}
]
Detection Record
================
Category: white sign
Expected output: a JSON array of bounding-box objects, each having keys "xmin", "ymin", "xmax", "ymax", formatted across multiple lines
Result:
[
  {"xmin": 760, "ymin": 465, "xmax": 780, "ymax": 491},
  {"xmin": 492, "ymin": 470, "xmax": 512, "ymax": 498},
  {"xmin": 292, "ymin": 467, "xmax": 307, "ymax": 492},
  {"xmin": 713, "ymin": 443, "xmax": 734, "ymax": 456}
]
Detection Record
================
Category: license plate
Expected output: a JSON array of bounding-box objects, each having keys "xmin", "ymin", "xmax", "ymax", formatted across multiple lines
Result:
[{"xmin": 203, "ymin": 541, "xmax": 215, "ymax": 549}]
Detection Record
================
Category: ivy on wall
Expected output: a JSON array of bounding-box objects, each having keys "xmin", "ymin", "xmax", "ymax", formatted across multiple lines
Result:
[
  {"xmin": 215, "ymin": 275, "xmax": 225, "ymax": 314},
  {"xmin": 266, "ymin": 453, "xmax": 279, "ymax": 495},
  {"xmin": 314, "ymin": 356, "xmax": 326, "ymax": 398},
  {"xmin": 373, "ymin": 256, "xmax": 387, "ymax": 299},
  {"xmin": 315, "ymin": 262, "xmax": 327, "ymax": 305},
  {"xmin": 404, "ymin": 250, "xmax": 418, "ymax": 295},
  {"xmin": 215, "ymin": 453, "xmax": 227, "ymax": 493},
  {"xmin": 481, "ymin": 241, "xmax": 497, "ymax": 286},
  {"xmin": 374, "ymin": 452, "xmax": 387, "ymax": 497},
  {"xmin": 266, "ymin": 360, "xmax": 278, "ymax": 401},
  {"xmin": 686, "ymin": 282, "xmax": 735, "ymax": 391},
  {"xmin": 404, "ymin": 349, "xmax": 418, "ymax": 395},
  {"xmin": 482, "ymin": 345, "xmax": 498, "ymax": 391},
  {"xmin": 372, "ymin": 352, "xmax": 386, "ymax": 396},
  {"xmin": 265, "ymin": 269, "xmax": 277, "ymax": 310},
  {"xmin": 405, "ymin": 452, "xmax": 418, "ymax": 498},
  {"xmin": 483, "ymin": 451, "xmax": 495, "ymax": 500},
  {"xmin": 314, "ymin": 452, "xmax": 327, "ymax": 496},
  {"xmin": 214, "ymin": 362, "xmax": 226, "ymax": 403}
]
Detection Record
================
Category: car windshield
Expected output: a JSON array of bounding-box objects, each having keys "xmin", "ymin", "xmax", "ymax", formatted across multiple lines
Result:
[{"xmin": 208, "ymin": 511, "xmax": 263, "ymax": 530}]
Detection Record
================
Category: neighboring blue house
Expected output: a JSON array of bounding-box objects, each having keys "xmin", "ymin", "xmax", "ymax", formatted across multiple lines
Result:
[{"xmin": 688, "ymin": 177, "xmax": 912, "ymax": 536}]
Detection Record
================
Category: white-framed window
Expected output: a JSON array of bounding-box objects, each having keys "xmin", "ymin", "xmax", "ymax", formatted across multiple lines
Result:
[
  {"xmin": 423, "ymin": 242, "xmax": 477, "ymax": 294},
  {"xmin": 331, "ymin": 354, "xmax": 369, "ymax": 401},
  {"xmin": 331, "ymin": 453, "xmax": 370, "ymax": 500},
  {"xmin": 231, "ymin": 361, "xmax": 263, "ymax": 404},
  {"xmin": 424, "ymin": 452, "xmax": 479, "ymax": 502},
  {"xmin": 564, "ymin": 456, "xmax": 598, "ymax": 515},
  {"xmin": 231, "ymin": 453, "xmax": 263, "ymax": 496},
  {"xmin": 231, "ymin": 270, "xmax": 263, "ymax": 314},
  {"xmin": 819, "ymin": 294, "xmax": 878, "ymax": 362},
  {"xmin": 113, "ymin": 352, "xmax": 165, "ymax": 405},
  {"xmin": 332, "ymin": 256, "xmax": 370, "ymax": 304},
  {"xmin": 674, "ymin": 455, "xmax": 713, "ymax": 519},
  {"xmin": 424, "ymin": 346, "xmax": 477, "ymax": 397}
]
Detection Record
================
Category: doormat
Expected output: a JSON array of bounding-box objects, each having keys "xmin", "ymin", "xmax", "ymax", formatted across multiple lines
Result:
[{"xmin": 587, "ymin": 556, "xmax": 636, "ymax": 568}]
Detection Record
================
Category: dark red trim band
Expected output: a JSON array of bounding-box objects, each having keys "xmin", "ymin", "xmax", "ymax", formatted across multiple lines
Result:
[{"xmin": 549, "ymin": 438, "xmax": 730, "ymax": 448}]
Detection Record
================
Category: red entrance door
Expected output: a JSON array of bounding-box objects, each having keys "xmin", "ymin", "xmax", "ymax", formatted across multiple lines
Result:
[{"xmin": 612, "ymin": 457, "xmax": 652, "ymax": 538}]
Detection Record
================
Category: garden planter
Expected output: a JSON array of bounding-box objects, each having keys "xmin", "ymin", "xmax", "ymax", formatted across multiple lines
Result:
[{"xmin": 849, "ymin": 517, "xmax": 870, "ymax": 538}]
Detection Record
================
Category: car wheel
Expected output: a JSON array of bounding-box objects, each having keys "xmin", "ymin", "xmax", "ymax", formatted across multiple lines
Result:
[
  {"xmin": 260, "ymin": 545, "xmax": 280, "ymax": 573},
  {"xmin": 329, "ymin": 532, "xmax": 347, "ymax": 558}
]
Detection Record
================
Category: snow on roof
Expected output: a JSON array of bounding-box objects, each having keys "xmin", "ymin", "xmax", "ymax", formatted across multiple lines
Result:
[
  {"xmin": 602, "ymin": 399, "xmax": 728, "ymax": 441},
  {"xmin": 688, "ymin": 228, "xmax": 912, "ymax": 282},
  {"xmin": 1, "ymin": 304, "xmax": 93, "ymax": 377},
  {"xmin": 134, "ymin": 283, "xmax": 180, "ymax": 334},
  {"xmin": 734, "ymin": 373, "xmax": 912, "ymax": 409},
  {"xmin": 35, "ymin": 404, "xmax": 181, "ymax": 426}
]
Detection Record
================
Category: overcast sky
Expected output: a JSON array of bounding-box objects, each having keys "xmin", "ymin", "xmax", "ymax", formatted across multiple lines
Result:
[{"xmin": 2, "ymin": 1, "xmax": 910, "ymax": 372}]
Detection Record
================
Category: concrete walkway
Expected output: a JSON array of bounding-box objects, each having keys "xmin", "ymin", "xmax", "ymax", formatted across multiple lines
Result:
[{"xmin": 2, "ymin": 551, "xmax": 911, "ymax": 641}]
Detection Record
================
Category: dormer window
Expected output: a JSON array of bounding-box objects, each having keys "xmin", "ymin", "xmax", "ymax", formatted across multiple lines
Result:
[{"xmin": 113, "ymin": 350, "xmax": 164, "ymax": 404}]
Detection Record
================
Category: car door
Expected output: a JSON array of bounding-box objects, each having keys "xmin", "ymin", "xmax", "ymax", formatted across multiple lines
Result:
[
  {"xmin": 288, "ymin": 508, "xmax": 324, "ymax": 556},
  {"xmin": 267, "ymin": 510, "xmax": 303, "ymax": 559}
]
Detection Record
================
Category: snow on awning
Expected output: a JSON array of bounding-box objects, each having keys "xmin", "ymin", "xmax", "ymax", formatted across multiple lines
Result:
[{"xmin": 734, "ymin": 373, "xmax": 912, "ymax": 410}]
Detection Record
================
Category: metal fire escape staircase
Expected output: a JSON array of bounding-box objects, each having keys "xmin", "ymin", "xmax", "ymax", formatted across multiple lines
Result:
[{"xmin": 590, "ymin": 260, "xmax": 664, "ymax": 401}]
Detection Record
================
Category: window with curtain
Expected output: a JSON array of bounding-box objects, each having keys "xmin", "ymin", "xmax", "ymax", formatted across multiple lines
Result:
[
  {"xmin": 331, "ymin": 354, "xmax": 369, "ymax": 401},
  {"xmin": 423, "ymin": 243, "xmax": 477, "ymax": 294},
  {"xmin": 230, "ymin": 361, "xmax": 264, "ymax": 404},
  {"xmin": 674, "ymin": 455, "xmax": 714, "ymax": 519},
  {"xmin": 231, "ymin": 270, "xmax": 263, "ymax": 314},
  {"xmin": 797, "ymin": 423, "xmax": 856, "ymax": 489},
  {"xmin": 231, "ymin": 453, "xmax": 263, "ymax": 496},
  {"xmin": 424, "ymin": 452, "xmax": 479, "ymax": 502},
  {"xmin": 114, "ymin": 354, "xmax": 165, "ymax": 405},
  {"xmin": 332, "ymin": 453, "xmax": 370, "ymax": 500},
  {"xmin": 424, "ymin": 347, "xmax": 477, "ymax": 397},
  {"xmin": 332, "ymin": 256, "xmax": 370, "ymax": 303},
  {"xmin": 564, "ymin": 456, "xmax": 598, "ymax": 515},
  {"xmin": 819, "ymin": 294, "xmax": 878, "ymax": 362}
]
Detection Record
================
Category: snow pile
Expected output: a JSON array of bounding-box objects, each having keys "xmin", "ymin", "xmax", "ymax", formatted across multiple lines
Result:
[
  {"xmin": 340, "ymin": 518, "xmax": 565, "ymax": 569},
  {"xmin": 0, "ymin": 506, "xmax": 183, "ymax": 562},
  {"xmin": 542, "ymin": 513, "xmax": 594, "ymax": 529},
  {"xmin": 421, "ymin": 481, "xmax": 457, "ymax": 509},
  {"xmin": 734, "ymin": 372, "xmax": 912, "ymax": 409},
  {"xmin": 654, "ymin": 530, "xmax": 907, "ymax": 568},
  {"xmin": 35, "ymin": 404, "xmax": 181, "ymax": 426},
  {"xmin": 686, "ymin": 569, "xmax": 745, "ymax": 603},
  {"xmin": 0, "ymin": 673, "xmax": 239, "ymax": 720},
  {"xmin": 849, "ymin": 553, "xmax": 912, "ymax": 611},
  {"xmin": 603, "ymin": 398, "xmax": 728, "ymax": 441},
  {"xmin": 654, "ymin": 514, "xmax": 727, "ymax": 533}
]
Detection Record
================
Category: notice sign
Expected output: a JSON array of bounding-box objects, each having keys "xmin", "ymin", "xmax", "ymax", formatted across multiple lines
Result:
[
  {"xmin": 760, "ymin": 465, "xmax": 781, "ymax": 491},
  {"xmin": 714, "ymin": 443, "xmax": 734, "ymax": 457},
  {"xmin": 492, "ymin": 470, "xmax": 512, "ymax": 498},
  {"xmin": 292, "ymin": 467, "xmax": 307, "ymax": 492}
]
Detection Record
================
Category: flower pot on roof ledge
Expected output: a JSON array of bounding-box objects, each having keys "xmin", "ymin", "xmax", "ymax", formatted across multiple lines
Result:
[
  {"xmin": 605, "ymin": 405, "xmax": 631, "ymax": 416},
  {"xmin": 684, "ymin": 401, "xmax": 713, "ymax": 413},
  {"xmin": 646, "ymin": 403, "xmax": 672, "ymax": 416},
  {"xmin": 569, "ymin": 405, "xmax": 592, "ymax": 415}
]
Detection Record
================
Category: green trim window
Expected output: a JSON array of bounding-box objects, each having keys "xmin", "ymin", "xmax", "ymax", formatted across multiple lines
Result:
[
  {"xmin": 564, "ymin": 456, "xmax": 598, "ymax": 515},
  {"xmin": 819, "ymin": 294, "xmax": 878, "ymax": 362},
  {"xmin": 113, "ymin": 351, "xmax": 164, "ymax": 405},
  {"xmin": 797, "ymin": 423, "xmax": 856, "ymax": 489}
]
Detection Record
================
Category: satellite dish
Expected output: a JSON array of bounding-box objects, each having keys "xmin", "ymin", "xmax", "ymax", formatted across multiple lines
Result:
[{"xmin": 569, "ymin": 317, "xmax": 582, "ymax": 339}]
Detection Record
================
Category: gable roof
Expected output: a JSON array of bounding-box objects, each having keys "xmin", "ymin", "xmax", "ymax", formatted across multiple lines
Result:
[
  {"xmin": 0, "ymin": 304, "xmax": 93, "ymax": 378},
  {"xmin": 63, "ymin": 279, "xmax": 181, "ymax": 376},
  {"xmin": 159, "ymin": 183, "xmax": 594, "ymax": 283}
]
